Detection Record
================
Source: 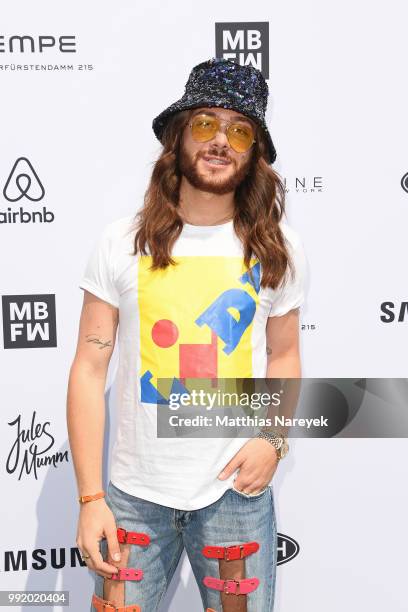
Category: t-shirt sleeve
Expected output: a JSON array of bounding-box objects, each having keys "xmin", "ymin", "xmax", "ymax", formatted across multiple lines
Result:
[
  {"xmin": 267, "ymin": 228, "xmax": 307, "ymax": 318},
  {"xmin": 79, "ymin": 223, "xmax": 120, "ymax": 308}
]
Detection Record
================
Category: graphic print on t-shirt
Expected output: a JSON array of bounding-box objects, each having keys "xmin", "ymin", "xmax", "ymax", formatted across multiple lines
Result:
[{"xmin": 138, "ymin": 255, "xmax": 261, "ymax": 404}]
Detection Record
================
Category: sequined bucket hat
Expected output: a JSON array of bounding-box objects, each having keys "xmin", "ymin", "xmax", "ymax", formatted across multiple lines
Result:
[{"xmin": 152, "ymin": 57, "xmax": 277, "ymax": 164}]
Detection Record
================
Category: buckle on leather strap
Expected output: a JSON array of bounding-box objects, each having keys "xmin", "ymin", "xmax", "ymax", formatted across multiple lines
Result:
[
  {"xmin": 223, "ymin": 579, "xmax": 241, "ymax": 595},
  {"xmin": 91, "ymin": 593, "xmax": 141, "ymax": 612},
  {"xmin": 203, "ymin": 575, "xmax": 260, "ymax": 596},
  {"xmin": 225, "ymin": 544, "xmax": 244, "ymax": 561},
  {"xmin": 202, "ymin": 541, "xmax": 259, "ymax": 561}
]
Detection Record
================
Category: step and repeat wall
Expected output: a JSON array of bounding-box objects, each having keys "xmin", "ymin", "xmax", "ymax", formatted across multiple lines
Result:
[{"xmin": 1, "ymin": 1, "xmax": 407, "ymax": 611}]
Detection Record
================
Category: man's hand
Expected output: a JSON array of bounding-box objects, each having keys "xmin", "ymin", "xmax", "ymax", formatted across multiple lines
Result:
[
  {"xmin": 76, "ymin": 499, "xmax": 121, "ymax": 578},
  {"xmin": 217, "ymin": 438, "xmax": 280, "ymax": 494}
]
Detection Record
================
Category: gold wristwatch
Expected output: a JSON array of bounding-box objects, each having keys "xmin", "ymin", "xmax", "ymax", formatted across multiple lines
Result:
[{"xmin": 256, "ymin": 431, "xmax": 289, "ymax": 459}]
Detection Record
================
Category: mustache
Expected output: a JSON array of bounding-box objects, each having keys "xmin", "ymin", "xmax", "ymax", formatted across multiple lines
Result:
[{"xmin": 196, "ymin": 150, "xmax": 234, "ymax": 163}]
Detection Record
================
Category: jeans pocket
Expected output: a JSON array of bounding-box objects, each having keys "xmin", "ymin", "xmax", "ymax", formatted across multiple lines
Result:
[{"xmin": 230, "ymin": 483, "xmax": 270, "ymax": 499}]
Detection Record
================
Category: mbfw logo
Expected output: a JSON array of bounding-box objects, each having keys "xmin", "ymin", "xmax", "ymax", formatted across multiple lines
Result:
[
  {"xmin": 380, "ymin": 302, "xmax": 408, "ymax": 322},
  {"xmin": 215, "ymin": 22, "xmax": 269, "ymax": 79},
  {"xmin": 1, "ymin": 157, "xmax": 54, "ymax": 224},
  {"xmin": 0, "ymin": 35, "xmax": 76, "ymax": 53},
  {"xmin": 2, "ymin": 294, "xmax": 57, "ymax": 349}
]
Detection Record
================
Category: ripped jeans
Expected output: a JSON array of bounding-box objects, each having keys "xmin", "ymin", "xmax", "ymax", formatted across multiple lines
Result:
[{"xmin": 91, "ymin": 480, "xmax": 277, "ymax": 612}]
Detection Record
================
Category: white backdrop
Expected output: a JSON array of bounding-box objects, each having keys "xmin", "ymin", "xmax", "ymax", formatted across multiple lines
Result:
[{"xmin": 1, "ymin": 1, "xmax": 408, "ymax": 611}]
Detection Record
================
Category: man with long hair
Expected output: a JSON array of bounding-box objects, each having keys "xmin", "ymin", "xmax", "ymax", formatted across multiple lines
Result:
[{"xmin": 67, "ymin": 58, "xmax": 306, "ymax": 612}]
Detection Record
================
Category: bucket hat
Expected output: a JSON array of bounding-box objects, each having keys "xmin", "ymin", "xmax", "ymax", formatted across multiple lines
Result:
[{"xmin": 152, "ymin": 57, "xmax": 277, "ymax": 164}]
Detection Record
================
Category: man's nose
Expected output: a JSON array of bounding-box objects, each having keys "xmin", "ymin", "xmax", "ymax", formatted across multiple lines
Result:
[{"xmin": 210, "ymin": 127, "xmax": 230, "ymax": 149}]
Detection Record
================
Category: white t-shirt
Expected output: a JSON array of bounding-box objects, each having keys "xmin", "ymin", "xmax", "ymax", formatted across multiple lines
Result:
[{"xmin": 79, "ymin": 214, "xmax": 307, "ymax": 510}]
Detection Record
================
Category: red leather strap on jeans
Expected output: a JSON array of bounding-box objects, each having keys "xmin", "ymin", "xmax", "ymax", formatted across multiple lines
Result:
[
  {"xmin": 91, "ymin": 593, "xmax": 141, "ymax": 611},
  {"xmin": 117, "ymin": 527, "xmax": 150, "ymax": 546},
  {"xmin": 110, "ymin": 568, "xmax": 143, "ymax": 581},
  {"xmin": 203, "ymin": 576, "xmax": 260, "ymax": 595},
  {"xmin": 202, "ymin": 541, "xmax": 259, "ymax": 561}
]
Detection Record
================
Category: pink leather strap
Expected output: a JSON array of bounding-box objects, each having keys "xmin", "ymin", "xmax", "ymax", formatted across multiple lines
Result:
[
  {"xmin": 117, "ymin": 527, "xmax": 150, "ymax": 546},
  {"xmin": 202, "ymin": 541, "xmax": 259, "ymax": 561},
  {"xmin": 203, "ymin": 576, "xmax": 259, "ymax": 595},
  {"xmin": 110, "ymin": 568, "xmax": 143, "ymax": 581},
  {"xmin": 91, "ymin": 593, "xmax": 140, "ymax": 611}
]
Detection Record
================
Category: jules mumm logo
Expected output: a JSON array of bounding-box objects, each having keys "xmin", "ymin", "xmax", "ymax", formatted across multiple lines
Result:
[
  {"xmin": 215, "ymin": 22, "xmax": 269, "ymax": 79},
  {"xmin": 2, "ymin": 294, "xmax": 57, "ymax": 349}
]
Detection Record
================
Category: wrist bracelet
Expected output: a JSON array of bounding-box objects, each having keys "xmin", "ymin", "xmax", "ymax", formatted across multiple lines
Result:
[{"xmin": 78, "ymin": 491, "xmax": 105, "ymax": 504}]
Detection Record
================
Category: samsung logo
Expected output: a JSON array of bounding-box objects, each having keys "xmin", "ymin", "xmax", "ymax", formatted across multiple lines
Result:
[
  {"xmin": 380, "ymin": 302, "xmax": 408, "ymax": 323},
  {"xmin": 3, "ymin": 548, "xmax": 85, "ymax": 571}
]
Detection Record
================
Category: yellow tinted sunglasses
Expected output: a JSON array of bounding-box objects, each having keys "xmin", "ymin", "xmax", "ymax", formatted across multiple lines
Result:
[{"xmin": 188, "ymin": 113, "xmax": 256, "ymax": 153}]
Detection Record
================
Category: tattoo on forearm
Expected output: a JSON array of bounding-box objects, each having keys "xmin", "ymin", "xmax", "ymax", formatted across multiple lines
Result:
[{"xmin": 85, "ymin": 334, "xmax": 112, "ymax": 350}]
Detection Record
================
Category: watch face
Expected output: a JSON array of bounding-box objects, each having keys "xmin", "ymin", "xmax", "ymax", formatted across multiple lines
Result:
[
  {"xmin": 275, "ymin": 434, "xmax": 284, "ymax": 450},
  {"xmin": 280, "ymin": 440, "xmax": 289, "ymax": 458}
]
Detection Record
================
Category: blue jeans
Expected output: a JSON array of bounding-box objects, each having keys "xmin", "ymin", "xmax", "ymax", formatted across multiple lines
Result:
[{"xmin": 92, "ymin": 480, "xmax": 277, "ymax": 611}]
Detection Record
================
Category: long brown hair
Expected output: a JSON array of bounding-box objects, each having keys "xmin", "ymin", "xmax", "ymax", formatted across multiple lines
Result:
[{"xmin": 131, "ymin": 108, "xmax": 295, "ymax": 291}]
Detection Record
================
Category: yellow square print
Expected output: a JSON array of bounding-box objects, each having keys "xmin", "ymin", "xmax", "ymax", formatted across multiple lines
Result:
[{"xmin": 138, "ymin": 255, "xmax": 260, "ymax": 403}]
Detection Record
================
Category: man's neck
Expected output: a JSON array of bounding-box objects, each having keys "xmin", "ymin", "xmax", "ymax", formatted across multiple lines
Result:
[{"xmin": 178, "ymin": 176, "xmax": 235, "ymax": 226}]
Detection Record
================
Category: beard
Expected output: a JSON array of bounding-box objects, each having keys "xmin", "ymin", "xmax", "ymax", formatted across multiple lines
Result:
[{"xmin": 178, "ymin": 145, "xmax": 252, "ymax": 195}]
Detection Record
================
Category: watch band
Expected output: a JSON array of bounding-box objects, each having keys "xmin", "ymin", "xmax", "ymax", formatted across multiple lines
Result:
[
  {"xmin": 256, "ymin": 430, "xmax": 289, "ymax": 459},
  {"xmin": 78, "ymin": 491, "xmax": 105, "ymax": 504}
]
